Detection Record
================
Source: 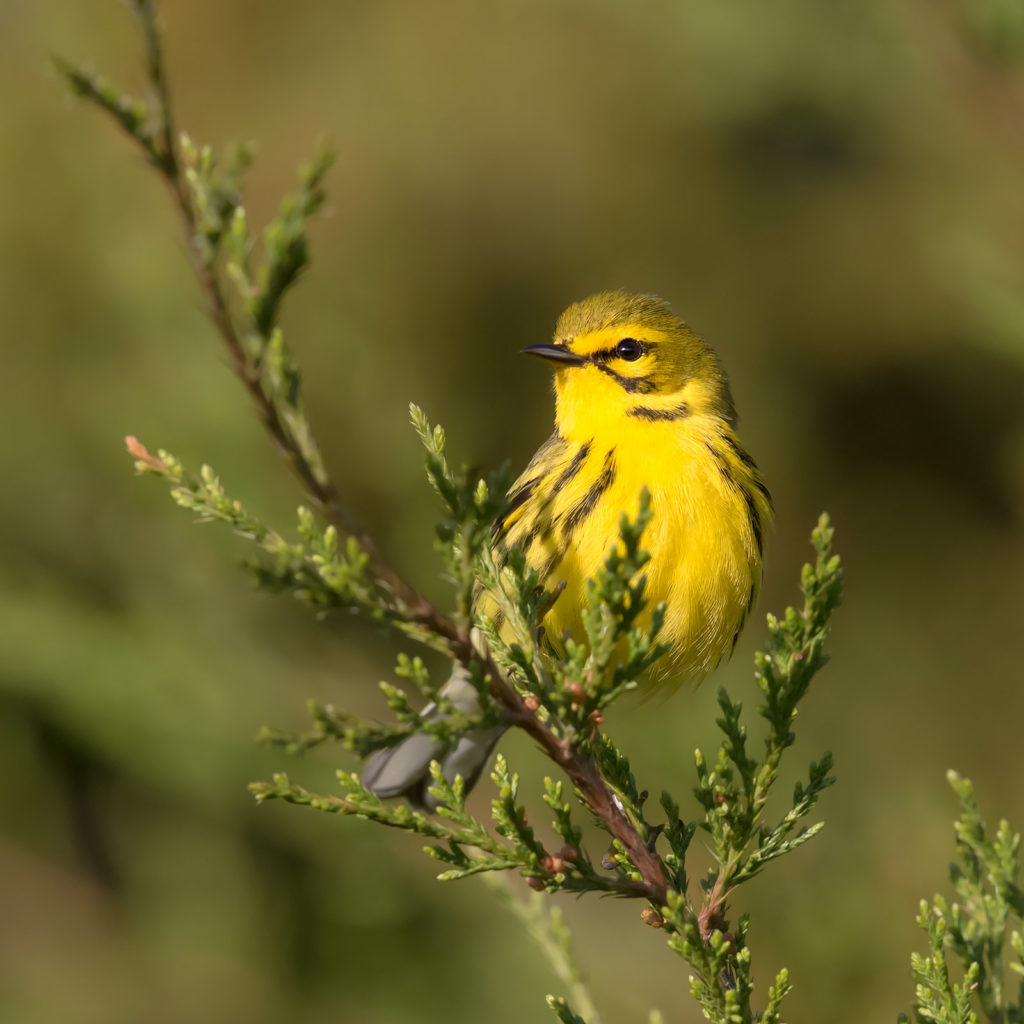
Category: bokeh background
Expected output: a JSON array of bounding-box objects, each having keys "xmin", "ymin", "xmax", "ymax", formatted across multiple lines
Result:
[{"xmin": 3, "ymin": 1, "xmax": 1024, "ymax": 1021}]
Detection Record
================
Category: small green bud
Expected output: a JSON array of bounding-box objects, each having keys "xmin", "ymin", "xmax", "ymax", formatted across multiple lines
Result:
[
  {"xmin": 322, "ymin": 525, "xmax": 338, "ymax": 557},
  {"xmin": 227, "ymin": 206, "xmax": 249, "ymax": 260},
  {"xmin": 179, "ymin": 131, "xmax": 197, "ymax": 166}
]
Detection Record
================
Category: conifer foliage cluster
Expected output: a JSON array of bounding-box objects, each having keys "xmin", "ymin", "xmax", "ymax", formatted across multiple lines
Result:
[{"xmin": 55, "ymin": 4, "xmax": 1024, "ymax": 1022}]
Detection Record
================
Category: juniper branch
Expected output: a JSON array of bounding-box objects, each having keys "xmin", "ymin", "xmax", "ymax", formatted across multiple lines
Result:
[
  {"xmin": 56, "ymin": 22, "xmax": 675, "ymax": 903},
  {"xmin": 125, "ymin": 427, "xmax": 671, "ymax": 903},
  {"xmin": 129, "ymin": 428, "xmax": 837, "ymax": 1020},
  {"xmin": 52, "ymin": 1, "xmax": 434, "ymax": 625},
  {"xmin": 59, "ymin": 0, "xmax": 678, "ymax": 910},
  {"xmin": 687, "ymin": 515, "xmax": 841, "ymax": 932},
  {"xmin": 63, "ymin": 8, "xmax": 849, "ymax": 1022},
  {"xmin": 902, "ymin": 772, "xmax": 1024, "ymax": 1024}
]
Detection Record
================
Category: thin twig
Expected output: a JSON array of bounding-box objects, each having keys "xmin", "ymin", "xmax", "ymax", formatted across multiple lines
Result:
[
  {"xmin": 484, "ymin": 875, "xmax": 605, "ymax": 1024},
  {"xmin": 127, "ymin": 0, "xmax": 440, "ymax": 621},
  {"xmin": 497, "ymin": 677, "xmax": 668, "ymax": 903},
  {"xmin": 92, "ymin": 0, "xmax": 672, "ymax": 909}
]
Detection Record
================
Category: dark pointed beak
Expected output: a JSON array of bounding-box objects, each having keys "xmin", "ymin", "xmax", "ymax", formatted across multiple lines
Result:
[{"xmin": 520, "ymin": 344, "xmax": 586, "ymax": 367}]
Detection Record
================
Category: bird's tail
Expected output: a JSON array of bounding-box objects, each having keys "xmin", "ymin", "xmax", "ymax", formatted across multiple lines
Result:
[{"xmin": 361, "ymin": 662, "xmax": 506, "ymax": 810}]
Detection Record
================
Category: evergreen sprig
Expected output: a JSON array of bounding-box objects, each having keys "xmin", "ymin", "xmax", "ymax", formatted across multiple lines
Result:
[
  {"xmin": 250, "ymin": 757, "xmax": 600, "ymax": 892},
  {"xmin": 901, "ymin": 772, "xmax": 1024, "ymax": 1024},
  {"xmin": 124, "ymin": 437, "xmax": 378, "ymax": 617},
  {"xmin": 123, "ymin": 419, "xmax": 681, "ymax": 906},
  {"xmin": 547, "ymin": 996, "xmax": 590, "ymax": 1024},
  {"xmin": 63, "ymin": 6, "xmax": 845, "ymax": 1023},
  {"xmin": 53, "ymin": 14, "xmax": 431, "ymax": 622},
  {"xmin": 657, "ymin": 515, "xmax": 841, "ymax": 1020},
  {"xmin": 410, "ymin": 403, "xmax": 512, "ymax": 630},
  {"xmin": 689, "ymin": 515, "xmax": 840, "ymax": 896}
]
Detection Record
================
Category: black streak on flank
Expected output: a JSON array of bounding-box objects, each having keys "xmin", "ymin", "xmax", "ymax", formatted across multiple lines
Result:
[
  {"xmin": 521, "ymin": 515, "xmax": 556, "ymax": 558},
  {"xmin": 743, "ymin": 487, "xmax": 764, "ymax": 555},
  {"xmin": 495, "ymin": 439, "xmax": 593, "ymax": 539},
  {"xmin": 724, "ymin": 434, "xmax": 774, "ymax": 510},
  {"xmin": 705, "ymin": 437, "xmax": 765, "ymax": 556},
  {"xmin": 562, "ymin": 449, "xmax": 617, "ymax": 538},
  {"xmin": 704, "ymin": 440, "xmax": 736, "ymax": 489},
  {"xmin": 494, "ymin": 476, "xmax": 540, "ymax": 538},
  {"xmin": 550, "ymin": 441, "xmax": 593, "ymax": 497},
  {"xmin": 732, "ymin": 584, "xmax": 758, "ymax": 653},
  {"xmin": 628, "ymin": 401, "xmax": 691, "ymax": 422},
  {"xmin": 724, "ymin": 432, "xmax": 757, "ymax": 470},
  {"xmin": 536, "ymin": 545, "xmax": 568, "ymax": 585}
]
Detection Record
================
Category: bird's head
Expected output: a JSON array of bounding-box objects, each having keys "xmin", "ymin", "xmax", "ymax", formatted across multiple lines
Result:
[{"xmin": 523, "ymin": 292, "xmax": 736, "ymax": 439}]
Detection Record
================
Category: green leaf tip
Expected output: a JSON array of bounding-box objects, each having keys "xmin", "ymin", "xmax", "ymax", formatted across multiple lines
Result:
[
  {"xmin": 904, "ymin": 769, "xmax": 1024, "ymax": 1022},
  {"xmin": 546, "ymin": 994, "xmax": 589, "ymax": 1024}
]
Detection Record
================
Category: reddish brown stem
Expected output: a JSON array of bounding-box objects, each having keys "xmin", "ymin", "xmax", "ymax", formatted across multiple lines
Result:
[
  {"xmin": 133, "ymin": 4, "xmax": 671, "ymax": 910},
  {"xmin": 474, "ymin": 643, "xmax": 670, "ymax": 906},
  {"xmin": 140, "ymin": 31, "xmax": 432, "ymax": 615},
  {"xmin": 169, "ymin": 153, "xmax": 670, "ymax": 908},
  {"xmin": 697, "ymin": 874, "xmax": 729, "ymax": 944}
]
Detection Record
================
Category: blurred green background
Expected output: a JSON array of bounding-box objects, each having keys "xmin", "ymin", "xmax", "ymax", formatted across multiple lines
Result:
[{"xmin": 3, "ymin": 1, "xmax": 1024, "ymax": 1021}]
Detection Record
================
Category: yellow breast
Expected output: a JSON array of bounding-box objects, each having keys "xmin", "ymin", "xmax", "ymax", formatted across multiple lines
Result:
[{"xmin": 497, "ymin": 414, "xmax": 770, "ymax": 683}]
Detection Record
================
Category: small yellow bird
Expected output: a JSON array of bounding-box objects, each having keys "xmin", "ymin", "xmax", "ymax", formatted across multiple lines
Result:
[{"xmin": 363, "ymin": 291, "xmax": 772, "ymax": 805}]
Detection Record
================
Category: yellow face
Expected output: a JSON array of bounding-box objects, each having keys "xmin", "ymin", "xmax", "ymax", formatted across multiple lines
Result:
[{"xmin": 523, "ymin": 292, "xmax": 736, "ymax": 437}]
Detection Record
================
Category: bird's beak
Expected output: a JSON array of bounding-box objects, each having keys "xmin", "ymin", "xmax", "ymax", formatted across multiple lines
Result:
[{"xmin": 521, "ymin": 344, "xmax": 586, "ymax": 367}]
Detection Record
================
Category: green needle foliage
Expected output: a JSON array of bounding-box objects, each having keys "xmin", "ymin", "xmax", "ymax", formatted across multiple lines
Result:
[
  {"xmin": 131, "ymin": 416, "xmax": 844, "ymax": 1020},
  {"xmin": 901, "ymin": 773, "xmax": 1024, "ymax": 1024},
  {"xmin": 57, "ymin": 4, "xmax": 849, "ymax": 1021}
]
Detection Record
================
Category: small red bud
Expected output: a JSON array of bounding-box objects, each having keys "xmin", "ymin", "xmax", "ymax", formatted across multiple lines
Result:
[
  {"xmin": 557, "ymin": 845, "xmax": 579, "ymax": 863},
  {"xmin": 525, "ymin": 875, "xmax": 546, "ymax": 891},
  {"xmin": 524, "ymin": 695, "xmax": 541, "ymax": 712},
  {"xmin": 641, "ymin": 908, "xmax": 664, "ymax": 928},
  {"xmin": 541, "ymin": 854, "xmax": 565, "ymax": 874},
  {"xmin": 589, "ymin": 709, "xmax": 604, "ymax": 726}
]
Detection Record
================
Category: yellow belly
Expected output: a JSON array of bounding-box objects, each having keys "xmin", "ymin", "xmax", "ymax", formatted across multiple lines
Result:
[{"xmin": 499, "ymin": 419, "xmax": 767, "ymax": 684}]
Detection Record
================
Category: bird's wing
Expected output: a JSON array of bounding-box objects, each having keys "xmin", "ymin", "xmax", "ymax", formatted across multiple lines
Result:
[{"xmin": 492, "ymin": 431, "xmax": 566, "ymax": 539}]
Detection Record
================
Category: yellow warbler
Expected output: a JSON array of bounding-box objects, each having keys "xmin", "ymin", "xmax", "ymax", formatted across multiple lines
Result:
[{"xmin": 363, "ymin": 291, "xmax": 772, "ymax": 804}]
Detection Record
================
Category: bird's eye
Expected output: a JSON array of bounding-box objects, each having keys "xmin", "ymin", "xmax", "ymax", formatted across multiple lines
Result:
[{"xmin": 615, "ymin": 338, "xmax": 644, "ymax": 361}]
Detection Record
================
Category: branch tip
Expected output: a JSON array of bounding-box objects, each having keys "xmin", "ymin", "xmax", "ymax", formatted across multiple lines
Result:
[{"xmin": 125, "ymin": 434, "xmax": 165, "ymax": 472}]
